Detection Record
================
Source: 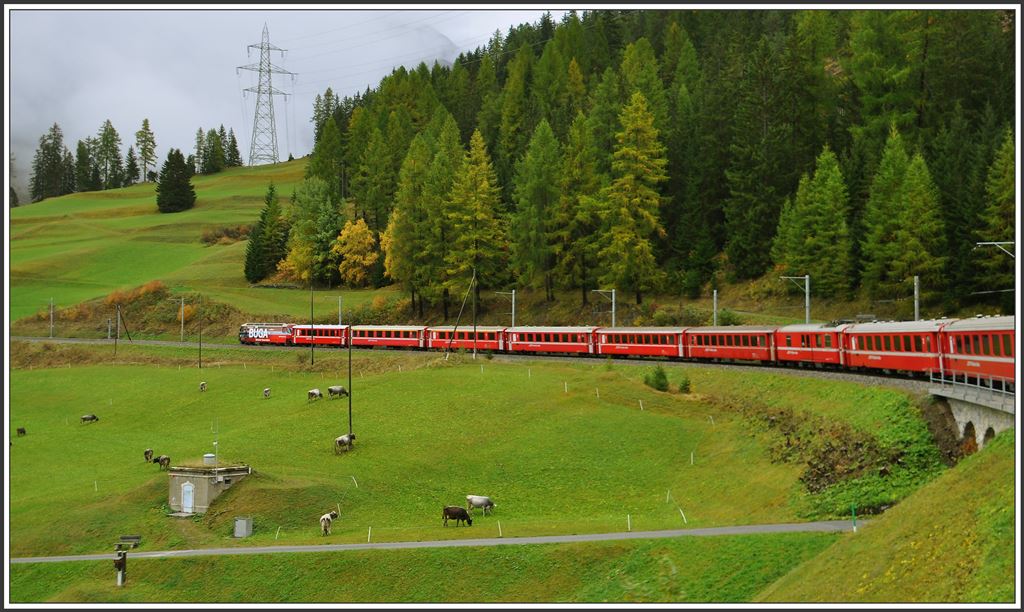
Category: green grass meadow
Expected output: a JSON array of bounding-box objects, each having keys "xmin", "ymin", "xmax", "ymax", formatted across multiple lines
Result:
[
  {"xmin": 7, "ymin": 343, "xmax": 1015, "ymax": 602},
  {"xmin": 7, "ymin": 159, "xmax": 385, "ymax": 323}
]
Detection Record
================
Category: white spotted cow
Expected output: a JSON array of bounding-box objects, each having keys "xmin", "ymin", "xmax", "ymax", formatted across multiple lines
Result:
[
  {"xmin": 334, "ymin": 433, "xmax": 356, "ymax": 454},
  {"xmin": 263, "ymin": 388, "xmax": 271, "ymax": 399},
  {"xmin": 466, "ymin": 495, "xmax": 495, "ymax": 516},
  {"xmin": 308, "ymin": 388, "xmax": 323, "ymax": 401},
  {"xmin": 328, "ymin": 385, "xmax": 349, "ymax": 399},
  {"xmin": 199, "ymin": 381, "xmax": 207, "ymax": 392},
  {"xmin": 320, "ymin": 510, "xmax": 339, "ymax": 536}
]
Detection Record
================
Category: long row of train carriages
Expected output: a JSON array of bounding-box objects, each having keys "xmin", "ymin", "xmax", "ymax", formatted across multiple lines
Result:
[{"xmin": 240, "ymin": 315, "xmax": 1016, "ymax": 393}]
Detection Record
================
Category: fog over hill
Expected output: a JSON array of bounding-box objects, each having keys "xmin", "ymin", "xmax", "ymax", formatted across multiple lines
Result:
[{"xmin": 7, "ymin": 7, "xmax": 561, "ymax": 200}]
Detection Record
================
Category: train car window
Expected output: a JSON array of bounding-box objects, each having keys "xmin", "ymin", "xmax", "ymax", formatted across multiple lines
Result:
[
  {"xmin": 925, "ymin": 336, "xmax": 932, "ymax": 351},
  {"xmin": 982, "ymin": 335, "xmax": 991, "ymax": 355},
  {"xmin": 785, "ymin": 335, "xmax": 792, "ymax": 347},
  {"xmin": 825, "ymin": 335, "xmax": 832, "ymax": 348},
  {"xmin": 993, "ymin": 335, "xmax": 1002, "ymax": 356},
  {"xmin": 902, "ymin": 336, "xmax": 910, "ymax": 352},
  {"xmin": 955, "ymin": 336, "xmax": 963, "ymax": 353},
  {"xmin": 1003, "ymin": 334, "xmax": 1012, "ymax": 357},
  {"xmin": 914, "ymin": 336, "xmax": 923, "ymax": 352},
  {"xmin": 884, "ymin": 336, "xmax": 891, "ymax": 351},
  {"xmin": 815, "ymin": 335, "xmax": 822, "ymax": 348},
  {"xmin": 972, "ymin": 335, "xmax": 981, "ymax": 354}
]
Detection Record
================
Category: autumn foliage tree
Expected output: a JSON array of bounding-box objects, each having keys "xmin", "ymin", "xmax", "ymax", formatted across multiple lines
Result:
[{"xmin": 332, "ymin": 218, "xmax": 379, "ymax": 287}]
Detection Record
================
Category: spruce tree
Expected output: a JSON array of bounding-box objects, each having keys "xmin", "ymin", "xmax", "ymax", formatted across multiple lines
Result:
[
  {"xmin": 586, "ymin": 67, "xmax": 623, "ymax": 177},
  {"xmin": 124, "ymin": 146, "xmax": 139, "ymax": 186},
  {"xmin": 29, "ymin": 123, "xmax": 67, "ymax": 201},
  {"xmin": 445, "ymin": 130, "xmax": 508, "ymax": 301},
  {"xmin": 496, "ymin": 44, "xmax": 535, "ymax": 205},
  {"xmin": 74, "ymin": 140, "xmax": 93, "ymax": 193},
  {"xmin": 860, "ymin": 126, "xmax": 910, "ymax": 298},
  {"xmin": 889, "ymin": 153, "xmax": 947, "ymax": 305},
  {"xmin": 598, "ymin": 91, "xmax": 668, "ymax": 304},
  {"xmin": 421, "ymin": 113, "xmax": 464, "ymax": 318},
  {"xmin": 306, "ymin": 115, "xmax": 345, "ymax": 202},
  {"xmin": 155, "ymin": 148, "xmax": 196, "ymax": 213},
  {"xmin": 135, "ymin": 118, "xmax": 157, "ymax": 181},
  {"xmin": 226, "ymin": 129, "xmax": 243, "ymax": 167},
  {"xmin": 511, "ymin": 119, "xmax": 561, "ymax": 300},
  {"xmin": 974, "ymin": 128, "xmax": 1014, "ymax": 302},
  {"xmin": 384, "ymin": 134, "xmax": 433, "ymax": 307},
  {"xmin": 244, "ymin": 197, "xmax": 268, "ymax": 283},
  {"xmin": 775, "ymin": 146, "xmax": 852, "ymax": 297},
  {"xmin": 95, "ymin": 120, "xmax": 123, "ymax": 190},
  {"xmin": 550, "ymin": 112, "xmax": 606, "ymax": 305}
]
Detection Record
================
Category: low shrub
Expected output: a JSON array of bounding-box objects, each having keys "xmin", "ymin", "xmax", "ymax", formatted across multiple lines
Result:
[
  {"xmin": 643, "ymin": 365, "xmax": 669, "ymax": 392},
  {"xmin": 677, "ymin": 374, "xmax": 691, "ymax": 394}
]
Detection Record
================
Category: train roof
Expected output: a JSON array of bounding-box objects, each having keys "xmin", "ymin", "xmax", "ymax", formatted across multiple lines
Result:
[
  {"xmin": 507, "ymin": 326, "xmax": 598, "ymax": 333},
  {"xmin": 941, "ymin": 315, "xmax": 1015, "ymax": 332},
  {"xmin": 428, "ymin": 325, "xmax": 507, "ymax": 331},
  {"xmin": 686, "ymin": 325, "xmax": 779, "ymax": 333},
  {"xmin": 776, "ymin": 323, "xmax": 853, "ymax": 333},
  {"xmin": 844, "ymin": 319, "xmax": 956, "ymax": 333},
  {"xmin": 292, "ymin": 324, "xmax": 348, "ymax": 329},
  {"xmin": 595, "ymin": 327, "xmax": 688, "ymax": 333},
  {"xmin": 351, "ymin": 325, "xmax": 428, "ymax": 331}
]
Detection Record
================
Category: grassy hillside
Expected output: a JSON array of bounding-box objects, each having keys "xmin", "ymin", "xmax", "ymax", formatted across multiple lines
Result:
[
  {"xmin": 9, "ymin": 342, "xmax": 1012, "ymax": 602},
  {"xmin": 755, "ymin": 430, "xmax": 1016, "ymax": 603},
  {"xmin": 8, "ymin": 160, "xmax": 335, "ymax": 323},
  {"xmin": 9, "ymin": 532, "xmax": 837, "ymax": 603}
]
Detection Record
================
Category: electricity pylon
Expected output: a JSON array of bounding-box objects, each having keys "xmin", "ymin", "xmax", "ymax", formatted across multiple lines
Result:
[{"xmin": 237, "ymin": 23, "xmax": 294, "ymax": 166}]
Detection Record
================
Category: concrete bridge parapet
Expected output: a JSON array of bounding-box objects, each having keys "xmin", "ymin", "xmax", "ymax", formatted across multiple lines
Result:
[{"xmin": 929, "ymin": 385, "xmax": 1016, "ymax": 450}]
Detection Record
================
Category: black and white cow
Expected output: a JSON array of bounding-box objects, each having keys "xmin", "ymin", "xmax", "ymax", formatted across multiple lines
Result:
[
  {"xmin": 308, "ymin": 388, "xmax": 323, "ymax": 401},
  {"xmin": 153, "ymin": 455, "xmax": 171, "ymax": 470},
  {"xmin": 144, "ymin": 448, "xmax": 154, "ymax": 462},
  {"xmin": 328, "ymin": 385, "xmax": 349, "ymax": 399},
  {"xmin": 320, "ymin": 510, "xmax": 339, "ymax": 536},
  {"xmin": 466, "ymin": 495, "xmax": 495, "ymax": 515},
  {"xmin": 334, "ymin": 433, "xmax": 356, "ymax": 453},
  {"xmin": 80, "ymin": 414, "xmax": 99, "ymax": 424},
  {"xmin": 199, "ymin": 382, "xmax": 207, "ymax": 392},
  {"xmin": 443, "ymin": 506, "xmax": 472, "ymax": 527},
  {"xmin": 263, "ymin": 388, "xmax": 271, "ymax": 399}
]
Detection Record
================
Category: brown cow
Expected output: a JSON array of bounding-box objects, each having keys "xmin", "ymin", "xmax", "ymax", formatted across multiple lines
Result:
[
  {"xmin": 443, "ymin": 506, "xmax": 472, "ymax": 527},
  {"xmin": 16, "ymin": 427, "xmax": 26, "ymax": 437}
]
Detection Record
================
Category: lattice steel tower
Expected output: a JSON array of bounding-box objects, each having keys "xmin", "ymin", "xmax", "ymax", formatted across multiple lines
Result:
[{"xmin": 237, "ymin": 24, "xmax": 294, "ymax": 166}]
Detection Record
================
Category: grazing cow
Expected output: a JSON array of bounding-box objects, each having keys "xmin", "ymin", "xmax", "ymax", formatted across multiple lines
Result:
[
  {"xmin": 466, "ymin": 495, "xmax": 495, "ymax": 516},
  {"xmin": 308, "ymin": 388, "xmax": 323, "ymax": 401},
  {"xmin": 153, "ymin": 455, "xmax": 171, "ymax": 470},
  {"xmin": 320, "ymin": 510, "xmax": 339, "ymax": 536},
  {"xmin": 443, "ymin": 506, "xmax": 472, "ymax": 527},
  {"xmin": 263, "ymin": 388, "xmax": 271, "ymax": 399},
  {"xmin": 334, "ymin": 433, "xmax": 356, "ymax": 453},
  {"xmin": 80, "ymin": 414, "xmax": 99, "ymax": 424},
  {"xmin": 199, "ymin": 381, "xmax": 207, "ymax": 392},
  {"xmin": 328, "ymin": 385, "xmax": 349, "ymax": 399},
  {"xmin": 16, "ymin": 427, "xmax": 26, "ymax": 437},
  {"xmin": 143, "ymin": 448, "xmax": 154, "ymax": 463}
]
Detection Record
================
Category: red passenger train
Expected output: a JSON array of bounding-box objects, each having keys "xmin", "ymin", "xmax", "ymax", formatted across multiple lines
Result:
[{"xmin": 239, "ymin": 315, "xmax": 1015, "ymax": 391}]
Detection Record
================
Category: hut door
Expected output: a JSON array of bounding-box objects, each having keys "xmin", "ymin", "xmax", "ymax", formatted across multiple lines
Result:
[{"xmin": 182, "ymin": 481, "xmax": 195, "ymax": 513}]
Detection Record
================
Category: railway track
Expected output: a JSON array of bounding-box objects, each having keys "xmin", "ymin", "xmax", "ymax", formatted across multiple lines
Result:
[{"xmin": 11, "ymin": 335, "xmax": 935, "ymax": 395}]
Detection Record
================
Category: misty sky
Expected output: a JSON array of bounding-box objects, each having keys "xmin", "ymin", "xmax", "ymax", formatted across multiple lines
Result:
[{"xmin": 6, "ymin": 7, "xmax": 564, "ymax": 195}]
